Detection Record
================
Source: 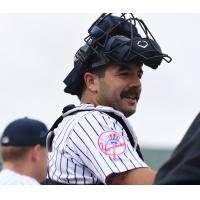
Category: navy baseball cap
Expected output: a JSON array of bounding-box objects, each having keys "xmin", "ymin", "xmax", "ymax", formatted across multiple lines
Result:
[{"xmin": 0, "ymin": 118, "xmax": 48, "ymax": 147}]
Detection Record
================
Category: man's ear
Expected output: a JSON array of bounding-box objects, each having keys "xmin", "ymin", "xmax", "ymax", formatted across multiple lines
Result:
[
  {"xmin": 83, "ymin": 72, "xmax": 99, "ymax": 93},
  {"xmin": 31, "ymin": 145, "xmax": 41, "ymax": 162}
]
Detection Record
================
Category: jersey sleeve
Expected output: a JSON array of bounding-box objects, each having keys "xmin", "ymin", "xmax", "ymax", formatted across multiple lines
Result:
[{"xmin": 67, "ymin": 111, "xmax": 148, "ymax": 184}]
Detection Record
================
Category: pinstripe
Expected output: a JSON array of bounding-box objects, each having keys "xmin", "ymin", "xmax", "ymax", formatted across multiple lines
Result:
[
  {"xmin": 96, "ymin": 177, "xmax": 99, "ymax": 184},
  {"xmin": 52, "ymin": 150, "xmax": 59, "ymax": 179},
  {"xmin": 72, "ymin": 130, "xmax": 107, "ymax": 177},
  {"xmin": 62, "ymin": 111, "xmax": 96, "ymax": 145},
  {"xmin": 58, "ymin": 149, "xmax": 64, "ymax": 181},
  {"xmin": 92, "ymin": 114, "xmax": 105, "ymax": 131},
  {"xmin": 101, "ymin": 113, "xmax": 114, "ymax": 130},
  {"xmin": 109, "ymin": 157, "xmax": 120, "ymax": 172},
  {"xmin": 48, "ymin": 162, "xmax": 54, "ymax": 177},
  {"xmin": 49, "ymin": 111, "xmax": 94, "ymax": 182},
  {"xmin": 113, "ymin": 119, "xmax": 118, "ymax": 129},
  {"xmin": 67, "ymin": 160, "xmax": 72, "ymax": 184},
  {"xmin": 84, "ymin": 117, "xmax": 99, "ymax": 136},
  {"xmin": 67, "ymin": 145, "xmax": 81, "ymax": 158},
  {"xmin": 69, "ymin": 136, "xmax": 103, "ymax": 178},
  {"xmin": 121, "ymin": 127, "xmax": 125, "ymax": 136},
  {"xmin": 66, "ymin": 145, "xmax": 96, "ymax": 175},
  {"xmin": 60, "ymin": 111, "xmax": 94, "ymax": 183},
  {"xmin": 127, "ymin": 145, "xmax": 143, "ymax": 167},
  {"xmin": 49, "ymin": 115, "xmax": 76, "ymax": 175},
  {"xmin": 65, "ymin": 158, "xmax": 69, "ymax": 184},
  {"xmin": 48, "ymin": 145, "xmax": 56, "ymax": 167},
  {"xmin": 124, "ymin": 153, "xmax": 136, "ymax": 167},
  {"xmin": 83, "ymin": 166, "xmax": 86, "ymax": 184},
  {"xmin": 77, "ymin": 120, "xmax": 114, "ymax": 173},
  {"xmin": 113, "ymin": 122, "xmax": 116, "ymax": 129},
  {"xmin": 127, "ymin": 144, "xmax": 137, "ymax": 159},
  {"xmin": 101, "ymin": 112, "xmax": 120, "ymax": 132},
  {"xmin": 55, "ymin": 111, "xmax": 89, "ymax": 148},
  {"xmin": 73, "ymin": 160, "xmax": 77, "ymax": 184},
  {"xmin": 120, "ymin": 126, "xmax": 144, "ymax": 167},
  {"xmin": 101, "ymin": 113, "xmax": 108, "ymax": 125},
  {"xmin": 118, "ymin": 156, "xmax": 129, "ymax": 170},
  {"xmin": 92, "ymin": 173, "xmax": 95, "ymax": 184},
  {"xmin": 78, "ymin": 121, "xmax": 98, "ymax": 145}
]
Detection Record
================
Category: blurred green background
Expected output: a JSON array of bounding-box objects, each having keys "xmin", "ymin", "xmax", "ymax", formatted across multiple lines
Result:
[{"xmin": 141, "ymin": 147, "xmax": 172, "ymax": 170}]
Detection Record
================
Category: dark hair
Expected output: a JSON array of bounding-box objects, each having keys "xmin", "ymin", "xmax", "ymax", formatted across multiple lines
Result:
[{"xmin": 77, "ymin": 64, "xmax": 107, "ymax": 99}]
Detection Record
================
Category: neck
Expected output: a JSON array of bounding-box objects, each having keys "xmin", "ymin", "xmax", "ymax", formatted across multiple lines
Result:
[
  {"xmin": 3, "ymin": 160, "xmax": 34, "ymax": 178},
  {"xmin": 80, "ymin": 91, "xmax": 99, "ymax": 106}
]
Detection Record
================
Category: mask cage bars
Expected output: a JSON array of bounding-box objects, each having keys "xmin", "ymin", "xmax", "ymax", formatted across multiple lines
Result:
[{"xmin": 84, "ymin": 13, "xmax": 172, "ymax": 65}]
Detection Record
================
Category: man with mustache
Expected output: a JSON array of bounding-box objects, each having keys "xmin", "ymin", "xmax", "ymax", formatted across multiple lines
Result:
[{"xmin": 47, "ymin": 13, "xmax": 171, "ymax": 185}]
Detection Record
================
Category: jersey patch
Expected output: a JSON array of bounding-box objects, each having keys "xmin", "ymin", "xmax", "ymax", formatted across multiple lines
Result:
[{"xmin": 98, "ymin": 131, "xmax": 126, "ymax": 159}]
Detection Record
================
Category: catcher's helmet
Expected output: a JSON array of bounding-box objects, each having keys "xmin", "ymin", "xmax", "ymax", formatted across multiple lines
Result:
[{"xmin": 64, "ymin": 13, "xmax": 172, "ymax": 95}]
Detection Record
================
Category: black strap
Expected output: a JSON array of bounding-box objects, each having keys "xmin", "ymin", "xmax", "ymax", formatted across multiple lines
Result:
[
  {"xmin": 105, "ymin": 112, "xmax": 144, "ymax": 161},
  {"xmin": 105, "ymin": 112, "xmax": 135, "ymax": 147},
  {"xmin": 48, "ymin": 104, "xmax": 76, "ymax": 133}
]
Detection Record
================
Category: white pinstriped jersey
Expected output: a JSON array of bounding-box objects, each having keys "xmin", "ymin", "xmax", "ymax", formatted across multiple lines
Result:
[
  {"xmin": 0, "ymin": 169, "xmax": 40, "ymax": 185},
  {"xmin": 48, "ymin": 104, "xmax": 148, "ymax": 184}
]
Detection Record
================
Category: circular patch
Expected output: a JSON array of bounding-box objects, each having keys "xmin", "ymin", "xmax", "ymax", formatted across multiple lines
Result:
[{"xmin": 98, "ymin": 131, "xmax": 126, "ymax": 159}]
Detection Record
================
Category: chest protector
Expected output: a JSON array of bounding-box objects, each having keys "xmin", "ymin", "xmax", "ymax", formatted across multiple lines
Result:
[{"xmin": 47, "ymin": 104, "xmax": 144, "ymax": 160}]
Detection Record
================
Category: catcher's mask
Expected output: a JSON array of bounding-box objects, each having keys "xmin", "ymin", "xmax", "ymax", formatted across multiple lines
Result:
[{"xmin": 64, "ymin": 13, "xmax": 172, "ymax": 95}]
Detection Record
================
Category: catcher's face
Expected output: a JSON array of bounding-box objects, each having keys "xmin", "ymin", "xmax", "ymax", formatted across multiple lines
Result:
[{"xmin": 95, "ymin": 63, "xmax": 143, "ymax": 117}]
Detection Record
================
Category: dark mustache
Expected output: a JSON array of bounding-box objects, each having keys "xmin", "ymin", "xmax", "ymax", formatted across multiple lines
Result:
[{"xmin": 120, "ymin": 87, "xmax": 140, "ymax": 101}]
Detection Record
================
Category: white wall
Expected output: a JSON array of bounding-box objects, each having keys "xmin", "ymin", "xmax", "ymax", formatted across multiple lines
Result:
[{"xmin": 0, "ymin": 14, "xmax": 199, "ymax": 148}]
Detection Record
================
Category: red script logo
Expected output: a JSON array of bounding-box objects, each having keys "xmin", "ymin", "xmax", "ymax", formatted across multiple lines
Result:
[{"xmin": 98, "ymin": 131, "xmax": 126, "ymax": 159}]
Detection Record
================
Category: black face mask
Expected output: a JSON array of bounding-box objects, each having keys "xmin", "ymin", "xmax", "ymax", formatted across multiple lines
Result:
[{"xmin": 85, "ymin": 13, "xmax": 172, "ymax": 69}]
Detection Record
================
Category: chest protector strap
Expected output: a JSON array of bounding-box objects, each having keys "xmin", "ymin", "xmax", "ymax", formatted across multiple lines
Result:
[{"xmin": 47, "ymin": 104, "xmax": 144, "ymax": 160}]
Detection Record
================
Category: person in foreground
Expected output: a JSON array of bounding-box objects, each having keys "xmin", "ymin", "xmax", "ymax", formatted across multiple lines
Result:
[
  {"xmin": 0, "ymin": 117, "xmax": 48, "ymax": 185},
  {"xmin": 47, "ymin": 13, "xmax": 172, "ymax": 185},
  {"xmin": 154, "ymin": 112, "xmax": 200, "ymax": 184}
]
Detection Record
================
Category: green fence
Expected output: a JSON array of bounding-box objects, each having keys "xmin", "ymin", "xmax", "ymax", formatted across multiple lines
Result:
[{"xmin": 141, "ymin": 147, "xmax": 172, "ymax": 170}]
